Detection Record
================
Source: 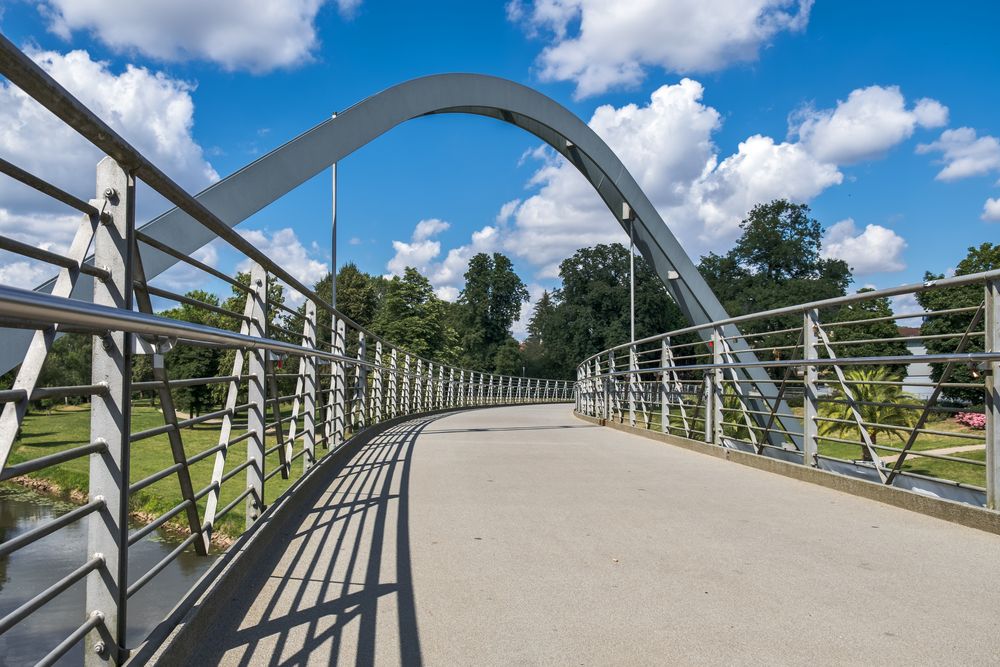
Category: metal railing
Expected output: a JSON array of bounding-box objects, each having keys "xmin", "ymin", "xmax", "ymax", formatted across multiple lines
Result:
[
  {"xmin": 577, "ymin": 270, "xmax": 1000, "ymax": 510},
  {"xmin": 0, "ymin": 36, "xmax": 571, "ymax": 665}
]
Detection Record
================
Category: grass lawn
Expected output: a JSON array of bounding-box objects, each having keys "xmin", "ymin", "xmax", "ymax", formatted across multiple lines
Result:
[
  {"xmin": 4, "ymin": 401, "xmax": 323, "ymax": 546},
  {"xmin": 614, "ymin": 404, "xmax": 987, "ymax": 489}
]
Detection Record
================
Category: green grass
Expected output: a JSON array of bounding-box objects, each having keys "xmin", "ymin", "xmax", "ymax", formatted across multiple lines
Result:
[
  {"xmin": 613, "ymin": 404, "xmax": 986, "ymax": 488},
  {"xmin": 5, "ymin": 401, "xmax": 323, "ymax": 546}
]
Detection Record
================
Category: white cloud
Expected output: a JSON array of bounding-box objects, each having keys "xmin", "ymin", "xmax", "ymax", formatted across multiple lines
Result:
[
  {"xmin": 509, "ymin": 0, "xmax": 813, "ymax": 98},
  {"xmin": 916, "ymin": 128, "xmax": 1000, "ymax": 181},
  {"xmin": 821, "ymin": 218, "xmax": 906, "ymax": 274},
  {"xmin": 983, "ymin": 197, "xmax": 1000, "ymax": 222},
  {"xmin": 154, "ymin": 240, "xmax": 222, "ymax": 293},
  {"xmin": 40, "ymin": 0, "xmax": 358, "ymax": 73},
  {"xmin": 891, "ymin": 291, "xmax": 922, "ymax": 327},
  {"xmin": 412, "ymin": 218, "xmax": 450, "ymax": 241},
  {"xmin": 240, "ymin": 228, "xmax": 329, "ymax": 304},
  {"xmin": 502, "ymin": 78, "xmax": 842, "ymax": 276},
  {"xmin": 386, "ymin": 219, "xmax": 501, "ymax": 300},
  {"xmin": 0, "ymin": 48, "xmax": 217, "ymax": 260},
  {"xmin": 792, "ymin": 85, "xmax": 948, "ymax": 164}
]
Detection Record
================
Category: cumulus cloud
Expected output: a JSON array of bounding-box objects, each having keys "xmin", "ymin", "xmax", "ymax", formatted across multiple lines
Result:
[
  {"xmin": 916, "ymin": 128, "xmax": 1000, "ymax": 181},
  {"xmin": 386, "ymin": 219, "xmax": 502, "ymax": 300},
  {"xmin": 0, "ymin": 48, "xmax": 217, "ymax": 257},
  {"xmin": 983, "ymin": 197, "xmax": 1000, "ymax": 222},
  {"xmin": 509, "ymin": 0, "xmax": 813, "ymax": 98},
  {"xmin": 821, "ymin": 218, "xmax": 906, "ymax": 274},
  {"xmin": 792, "ymin": 85, "xmax": 949, "ymax": 164},
  {"xmin": 502, "ymin": 78, "xmax": 843, "ymax": 276},
  {"xmin": 40, "ymin": 0, "xmax": 358, "ymax": 73},
  {"xmin": 240, "ymin": 228, "xmax": 329, "ymax": 304}
]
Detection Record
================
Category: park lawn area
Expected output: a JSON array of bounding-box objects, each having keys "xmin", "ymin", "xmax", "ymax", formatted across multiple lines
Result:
[
  {"xmin": 4, "ymin": 402, "xmax": 320, "ymax": 545},
  {"xmin": 895, "ymin": 447, "xmax": 986, "ymax": 489},
  {"xmin": 622, "ymin": 407, "xmax": 986, "ymax": 488}
]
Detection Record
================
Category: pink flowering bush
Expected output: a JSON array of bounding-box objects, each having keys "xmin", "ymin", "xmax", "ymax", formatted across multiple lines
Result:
[{"xmin": 955, "ymin": 412, "xmax": 987, "ymax": 430}]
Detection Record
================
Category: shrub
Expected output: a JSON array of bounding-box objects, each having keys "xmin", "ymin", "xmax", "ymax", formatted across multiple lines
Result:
[{"xmin": 954, "ymin": 412, "xmax": 986, "ymax": 430}]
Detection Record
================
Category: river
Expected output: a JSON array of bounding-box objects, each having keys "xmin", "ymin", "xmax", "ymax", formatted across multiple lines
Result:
[{"xmin": 0, "ymin": 492, "xmax": 216, "ymax": 666}]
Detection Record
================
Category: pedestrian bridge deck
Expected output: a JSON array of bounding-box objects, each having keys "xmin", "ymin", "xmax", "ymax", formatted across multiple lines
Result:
[{"xmin": 162, "ymin": 404, "xmax": 1000, "ymax": 665}]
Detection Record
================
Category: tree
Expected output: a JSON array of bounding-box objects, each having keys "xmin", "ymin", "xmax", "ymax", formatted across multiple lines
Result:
[
  {"xmin": 520, "ymin": 290, "xmax": 557, "ymax": 377},
  {"xmin": 829, "ymin": 289, "xmax": 910, "ymax": 377},
  {"xmin": 372, "ymin": 267, "xmax": 458, "ymax": 361},
  {"xmin": 162, "ymin": 290, "xmax": 226, "ymax": 417},
  {"xmin": 320, "ymin": 263, "xmax": 385, "ymax": 329},
  {"xmin": 916, "ymin": 242, "xmax": 1000, "ymax": 404},
  {"xmin": 699, "ymin": 200, "xmax": 852, "ymax": 339},
  {"xmin": 818, "ymin": 367, "xmax": 915, "ymax": 461},
  {"xmin": 538, "ymin": 243, "xmax": 688, "ymax": 379},
  {"xmin": 457, "ymin": 253, "xmax": 528, "ymax": 370},
  {"xmin": 492, "ymin": 338, "xmax": 522, "ymax": 375}
]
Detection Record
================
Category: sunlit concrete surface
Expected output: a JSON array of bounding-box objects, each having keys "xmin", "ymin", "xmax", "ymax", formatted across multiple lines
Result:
[{"xmin": 176, "ymin": 404, "xmax": 1000, "ymax": 665}]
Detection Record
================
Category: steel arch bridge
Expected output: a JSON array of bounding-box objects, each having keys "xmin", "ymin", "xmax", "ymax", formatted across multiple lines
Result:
[{"xmin": 0, "ymin": 34, "xmax": 998, "ymax": 667}]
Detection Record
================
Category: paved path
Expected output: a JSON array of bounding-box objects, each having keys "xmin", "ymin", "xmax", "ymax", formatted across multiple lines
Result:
[
  {"xmin": 179, "ymin": 404, "xmax": 1000, "ymax": 666},
  {"xmin": 881, "ymin": 442, "xmax": 985, "ymax": 464}
]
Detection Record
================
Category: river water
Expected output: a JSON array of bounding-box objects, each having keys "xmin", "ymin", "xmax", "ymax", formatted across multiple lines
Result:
[{"xmin": 0, "ymin": 493, "xmax": 216, "ymax": 666}]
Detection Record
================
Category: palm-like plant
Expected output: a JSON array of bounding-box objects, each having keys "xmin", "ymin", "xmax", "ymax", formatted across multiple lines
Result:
[{"xmin": 818, "ymin": 367, "xmax": 916, "ymax": 462}]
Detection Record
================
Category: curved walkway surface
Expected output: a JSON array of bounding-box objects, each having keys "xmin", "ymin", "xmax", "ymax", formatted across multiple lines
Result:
[{"xmin": 177, "ymin": 404, "xmax": 1000, "ymax": 665}]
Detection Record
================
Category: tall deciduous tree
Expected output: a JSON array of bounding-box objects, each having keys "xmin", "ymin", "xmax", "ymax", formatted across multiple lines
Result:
[
  {"xmin": 699, "ymin": 199, "xmax": 852, "ymax": 336},
  {"xmin": 916, "ymin": 242, "xmax": 1000, "ymax": 405},
  {"xmin": 373, "ymin": 267, "xmax": 458, "ymax": 361},
  {"xmin": 536, "ymin": 243, "xmax": 688, "ymax": 379},
  {"xmin": 457, "ymin": 253, "xmax": 528, "ymax": 371}
]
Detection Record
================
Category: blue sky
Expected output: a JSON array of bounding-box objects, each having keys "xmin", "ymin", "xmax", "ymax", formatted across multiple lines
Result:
[{"xmin": 1, "ymin": 0, "xmax": 999, "ymax": 333}]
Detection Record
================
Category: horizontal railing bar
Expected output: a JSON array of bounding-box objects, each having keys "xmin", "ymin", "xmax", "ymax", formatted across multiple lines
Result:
[
  {"xmin": 219, "ymin": 458, "xmax": 255, "ymax": 485},
  {"xmin": 0, "ymin": 156, "xmax": 100, "ymax": 217},
  {"xmin": 136, "ymin": 231, "xmax": 247, "ymax": 292},
  {"xmin": 0, "ymin": 235, "xmax": 110, "ymax": 282},
  {"xmin": 35, "ymin": 611, "xmax": 105, "ymax": 667},
  {"xmin": 0, "ymin": 440, "xmax": 107, "ymax": 481},
  {"xmin": 132, "ymin": 375, "xmax": 239, "ymax": 392},
  {"xmin": 128, "ymin": 499, "xmax": 193, "ymax": 546},
  {"xmin": 581, "ymin": 269, "xmax": 1000, "ymax": 364},
  {"xmin": 129, "ymin": 462, "xmax": 184, "ymax": 494},
  {"xmin": 821, "ymin": 305, "xmax": 980, "ymax": 329},
  {"xmin": 127, "ymin": 532, "xmax": 201, "ymax": 599},
  {"xmin": 0, "ymin": 556, "xmax": 103, "ymax": 635},
  {"xmin": 0, "ymin": 498, "xmax": 104, "ymax": 558},
  {"xmin": 214, "ymin": 486, "xmax": 253, "ymax": 523},
  {"xmin": 140, "ymin": 283, "xmax": 247, "ymax": 322}
]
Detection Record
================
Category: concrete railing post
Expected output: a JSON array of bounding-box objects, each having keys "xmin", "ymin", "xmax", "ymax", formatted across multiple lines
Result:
[
  {"xmin": 85, "ymin": 158, "xmax": 134, "ymax": 665},
  {"xmin": 628, "ymin": 343, "xmax": 638, "ymax": 427},
  {"xmin": 803, "ymin": 309, "xmax": 820, "ymax": 468},
  {"xmin": 711, "ymin": 328, "xmax": 724, "ymax": 444},
  {"xmin": 332, "ymin": 318, "xmax": 346, "ymax": 448},
  {"xmin": 302, "ymin": 300, "xmax": 317, "ymax": 471},
  {"xmin": 986, "ymin": 279, "xmax": 999, "ymax": 509},
  {"xmin": 245, "ymin": 262, "xmax": 268, "ymax": 526}
]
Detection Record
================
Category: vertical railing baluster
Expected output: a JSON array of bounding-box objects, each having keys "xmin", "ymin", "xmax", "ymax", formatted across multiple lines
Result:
[
  {"xmin": 711, "ymin": 328, "xmax": 724, "ymax": 445},
  {"xmin": 415, "ymin": 359, "xmax": 423, "ymax": 412},
  {"xmin": 373, "ymin": 341, "xmax": 383, "ymax": 424},
  {"xmin": 333, "ymin": 318, "xmax": 346, "ymax": 448},
  {"xmin": 389, "ymin": 348, "xmax": 398, "ymax": 419},
  {"xmin": 986, "ymin": 278, "xmax": 999, "ymax": 509},
  {"xmin": 356, "ymin": 332, "xmax": 368, "ymax": 429},
  {"xmin": 803, "ymin": 309, "xmax": 820, "ymax": 468},
  {"xmin": 86, "ymin": 158, "xmax": 133, "ymax": 665},
  {"xmin": 660, "ymin": 338, "xmax": 669, "ymax": 434},
  {"xmin": 629, "ymin": 343, "xmax": 638, "ymax": 427},
  {"xmin": 303, "ymin": 301, "xmax": 317, "ymax": 471},
  {"xmin": 246, "ymin": 262, "xmax": 268, "ymax": 527}
]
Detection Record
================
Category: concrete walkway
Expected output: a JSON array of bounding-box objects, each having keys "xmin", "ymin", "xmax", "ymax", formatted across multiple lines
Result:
[{"xmin": 176, "ymin": 404, "xmax": 1000, "ymax": 666}]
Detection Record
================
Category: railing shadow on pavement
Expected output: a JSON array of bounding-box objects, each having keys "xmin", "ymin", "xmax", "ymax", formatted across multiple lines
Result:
[{"xmin": 144, "ymin": 412, "xmax": 448, "ymax": 666}]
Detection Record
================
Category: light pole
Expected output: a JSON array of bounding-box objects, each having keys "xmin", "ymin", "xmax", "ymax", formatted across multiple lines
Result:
[
  {"xmin": 330, "ymin": 112, "xmax": 338, "ymax": 309},
  {"xmin": 623, "ymin": 203, "xmax": 636, "ymax": 342}
]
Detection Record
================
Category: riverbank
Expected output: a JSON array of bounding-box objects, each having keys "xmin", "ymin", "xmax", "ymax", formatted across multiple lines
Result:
[{"xmin": 4, "ymin": 403, "xmax": 308, "ymax": 552}]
